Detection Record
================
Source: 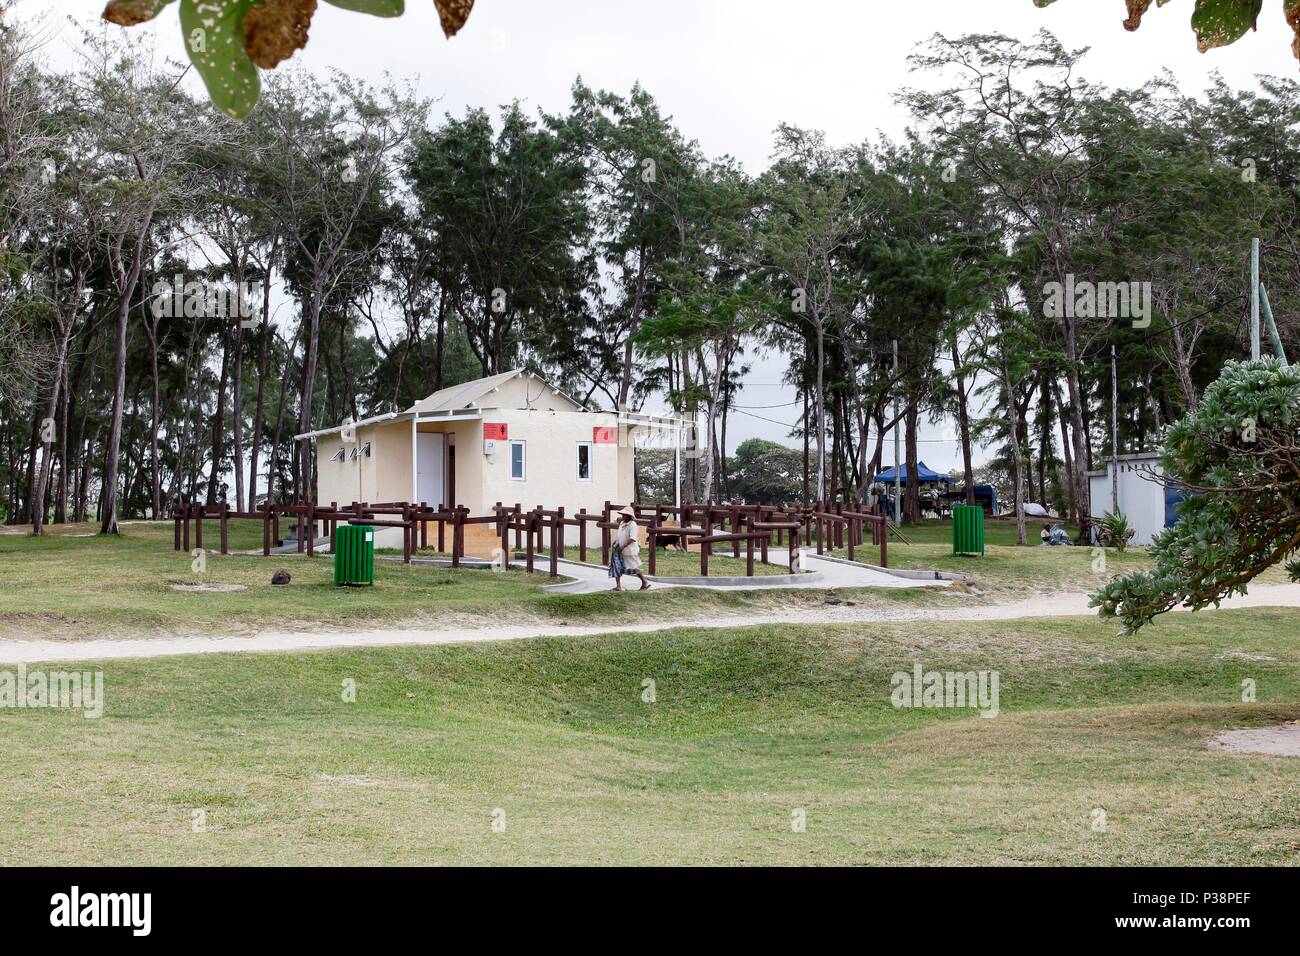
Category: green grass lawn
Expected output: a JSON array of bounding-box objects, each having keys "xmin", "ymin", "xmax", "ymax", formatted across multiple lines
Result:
[
  {"xmin": 823, "ymin": 518, "xmax": 1157, "ymax": 598},
  {"xmin": 0, "ymin": 521, "xmax": 951, "ymax": 641},
  {"xmin": 2, "ymin": 607, "xmax": 1297, "ymax": 865}
]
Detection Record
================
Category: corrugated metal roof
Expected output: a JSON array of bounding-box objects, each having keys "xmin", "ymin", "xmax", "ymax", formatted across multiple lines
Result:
[{"xmin": 407, "ymin": 369, "xmax": 526, "ymax": 415}]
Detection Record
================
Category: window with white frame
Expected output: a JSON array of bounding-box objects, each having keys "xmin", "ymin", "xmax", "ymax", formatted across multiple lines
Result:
[
  {"xmin": 576, "ymin": 441, "xmax": 592, "ymax": 481},
  {"xmin": 510, "ymin": 440, "xmax": 526, "ymax": 480}
]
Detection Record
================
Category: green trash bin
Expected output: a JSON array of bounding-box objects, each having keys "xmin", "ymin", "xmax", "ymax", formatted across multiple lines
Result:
[
  {"xmin": 952, "ymin": 505, "xmax": 985, "ymax": 556},
  {"xmin": 334, "ymin": 524, "xmax": 376, "ymax": 586}
]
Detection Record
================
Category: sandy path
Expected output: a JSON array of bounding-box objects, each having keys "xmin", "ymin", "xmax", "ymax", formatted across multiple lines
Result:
[
  {"xmin": 1209, "ymin": 723, "xmax": 1300, "ymax": 757},
  {"xmin": 1, "ymin": 583, "xmax": 1298, "ymax": 665}
]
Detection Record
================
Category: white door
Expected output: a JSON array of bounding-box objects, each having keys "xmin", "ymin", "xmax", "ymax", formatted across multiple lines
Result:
[{"xmin": 416, "ymin": 432, "xmax": 446, "ymax": 507}]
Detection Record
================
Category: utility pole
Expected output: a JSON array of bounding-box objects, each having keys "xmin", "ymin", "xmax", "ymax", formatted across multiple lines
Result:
[
  {"xmin": 893, "ymin": 339, "xmax": 901, "ymax": 527},
  {"xmin": 1110, "ymin": 344, "xmax": 1119, "ymax": 515},
  {"xmin": 1251, "ymin": 237, "xmax": 1260, "ymax": 361},
  {"xmin": 674, "ymin": 426, "xmax": 681, "ymax": 510}
]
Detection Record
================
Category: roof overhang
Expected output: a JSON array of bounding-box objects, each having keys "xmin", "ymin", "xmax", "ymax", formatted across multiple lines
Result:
[
  {"xmin": 295, "ymin": 412, "xmax": 405, "ymax": 441},
  {"xmin": 415, "ymin": 409, "xmax": 484, "ymax": 423},
  {"xmin": 618, "ymin": 411, "xmax": 695, "ymax": 431}
]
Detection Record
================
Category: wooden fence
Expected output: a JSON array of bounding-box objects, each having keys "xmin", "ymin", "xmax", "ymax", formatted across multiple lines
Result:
[{"xmin": 171, "ymin": 498, "xmax": 889, "ymax": 578}]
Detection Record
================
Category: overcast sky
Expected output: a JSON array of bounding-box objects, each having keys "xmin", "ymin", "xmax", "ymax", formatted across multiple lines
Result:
[{"xmin": 18, "ymin": 0, "xmax": 1299, "ymax": 474}]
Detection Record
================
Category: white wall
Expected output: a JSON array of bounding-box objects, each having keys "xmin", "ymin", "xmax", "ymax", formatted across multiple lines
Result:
[
  {"xmin": 1089, "ymin": 456, "xmax": 1166, "ymax": 546},
  {"xmin": 465, "ymin": 409, "xmax": 630, "ymax": 545}
]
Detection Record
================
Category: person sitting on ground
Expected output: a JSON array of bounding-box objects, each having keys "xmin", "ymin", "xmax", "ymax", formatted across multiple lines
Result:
[
  {"xmin": 610, "ymin": 506, "xmax": 650, "ymax": 591},
  {"xmin": 1040, "ymin": 522, "xmax": 1074, "ymax": 546}
]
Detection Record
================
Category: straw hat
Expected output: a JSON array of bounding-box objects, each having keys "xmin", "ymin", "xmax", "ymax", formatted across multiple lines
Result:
[{"xmin": 618, "ymin": 506, "xmax": 637, "ymax": 519}]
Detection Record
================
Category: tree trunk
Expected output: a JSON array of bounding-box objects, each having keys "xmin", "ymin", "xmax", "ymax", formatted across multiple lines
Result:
[
  {"xmin": 248, "ymin": 290, "xmax": 273, "ymax": 512},
  {"xmin": 99, "ymin": 282, "xmax": 135, "ymax": 535},
  {"xmin": 206, "ymin": 329, "xmax": 231, "ymax": 505},
  {"xmin": 1037, "ymin": 374, "xmax": 1052, "ymax": 508},
  {"xmin": 618, "ymin": 238, "xmax": 649, "ymax": 407},
  {"xmin": 1002, "ymin": 364, "xmax": 1027, "ymax": 545},
  {"xmin": 903, "ymin": 396, "xmax": 920, "ymax": 524},
  {"xmin": 950, "ymin": 337, "xmax": 974, "ymax": 503},
  {"xmin": 814, "ymin": 321, "xmax": 826, "ymax": 502},
  {"xmin": 433, "ymin": 290, "xmax": 447, "ymax": 393},
  {"xmin": 1062, "ymin": 334, "xmax": 1091, "ymax": 540},
  {"xmin": 295, "ymin": 286, "xmax": 324, "ymax": 503},
  {"xmin": 145, "ymin": 314, "xmax": 162, "ymax": 518},
  {"xmin": 801, "ymin": 388, "xmax": 810, "ymax": 504},
  {"xmin": 31, "ymin": 326, "xmax": 74, "ymax": 534},
  {"xmin": 232, "ymin": 312, "xmax": 246, "ymax": 516},
  {"xmin": 1052, "ymin": 380, "xmax": 1076, "ymax": 525}
]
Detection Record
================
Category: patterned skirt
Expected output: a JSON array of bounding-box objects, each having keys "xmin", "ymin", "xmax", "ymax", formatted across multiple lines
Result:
[{"xmin": 608, "ymin": 549, "xmax": 626, "ymax": 578}]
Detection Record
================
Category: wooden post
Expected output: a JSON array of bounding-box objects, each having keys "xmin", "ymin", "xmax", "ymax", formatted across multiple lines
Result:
[
  {"xmin": 701, "ymin": 534, "xmax": 709, "ymax": 577},
  {"xmin": 525, "ymin": 512, "xmax": 535, "ymax": 573},
  {"xmin": 261, "ymin": 502, "xmax": 270, "ymax": 556},
  {"xmin": 272, "ymin": 505, "xmax": 280, "ymax": 549},
  {"xmin": 556, "ymin": 506, "xmax": 565, "ymax": 559},
  {"xmin": 451, "ymin": 507, "xmax": 463, "ymax": 568},
  {"xmin": 846, "ymin": 516, "xmax": 855, "ymax": 563},
  {"xmin": 401, "ymin": 504, "xmax": 411, "ymax": 564},
  {"xmin": 437, "ymin": 504, "xmax": 445, "ymax": 553},
  {"xmin": 578, "ymin": 510, "xmax": 587, "ymax": 563},
  {"xmin": 648, "ymin": 527, "xmax": 657, "ymax": 576},
  {"xmin": 220, "ymin": 502, "xmax": 229, "ymax": 556},
  {"xmin": 173, "ymin": 504, "xmax": 182, "ymax": 551},
  {"xmin": 515, "ymin": 502, "xmax": 523, "ymax": 549},
  {"xmin": 420, "ymin": 501, "xmax": 428, "ymax": 550},
  {"xmin": 880, "ymin": 519, "xmax": 888, "ymax": 568},
  {"xmin": 195, "ymin": 504, "xmax": 204, "ymax": 552},
  {"xmin": 732, "ymin": 505, "xmax": 741, "ymax": 559},
  {"xmin": 500, "ymin": 506, "xmax": 510, "ymax": 568},
  {"xmin": 182, "ymin": 502, "xmax": 191, "ymax": 554},
  {"xmin": 746, "ymin": 536, "xmax": 754, "ymax": 577},
  {"xmin": 549, "ymin": 514, "xmax": 559, "ymax": 578}
]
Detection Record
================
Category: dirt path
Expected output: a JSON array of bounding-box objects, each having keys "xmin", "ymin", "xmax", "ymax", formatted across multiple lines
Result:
[
  {"xmin": 1209, "ymin": 723, "xmax": 1300, "ymax": 757},
  {"xmin": 1, "ymin": 583, "xmax": 1298, "ymax": 665}
]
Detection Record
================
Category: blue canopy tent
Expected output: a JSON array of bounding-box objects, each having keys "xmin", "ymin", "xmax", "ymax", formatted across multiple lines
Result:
[{"xmin": 873, "ymin": 461, "xmax": 953, "ymax": 484}]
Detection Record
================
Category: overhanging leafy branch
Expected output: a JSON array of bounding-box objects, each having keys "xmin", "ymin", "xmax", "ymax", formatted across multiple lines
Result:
[{"xmin": 103, "ymin": 0, "xmax": 475, "ymax": 118}]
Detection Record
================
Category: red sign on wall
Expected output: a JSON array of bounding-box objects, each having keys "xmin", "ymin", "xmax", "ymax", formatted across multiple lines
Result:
[
  {"xmin": 483, "ymin": 422, "xmax": 508, "ymax": 441},
  {"xmin": 593, "ymin": 426, "xmax": 618, "ymax": 445}
]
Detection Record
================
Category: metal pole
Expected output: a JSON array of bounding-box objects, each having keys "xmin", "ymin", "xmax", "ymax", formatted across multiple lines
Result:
[
  {"xmin": 1260, "ymin": 284, "xmax": 1289, "ymax": 365},
  {"xmin": 674, "ymin": 427, "xmax": 681, "ymax": 510},
  {"xmin": 1251, "ymin": 237, "xmax": 1261, "ymax": 361},
  {"xmin": 892, "ymin": 339, "xmax": 901, "ymax": 527},
  {"xmin": 1110, "ymin": 344, "xmax": 1119, "ymax": 515}
]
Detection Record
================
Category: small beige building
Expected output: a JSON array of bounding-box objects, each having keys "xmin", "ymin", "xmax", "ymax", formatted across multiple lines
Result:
[{"xmin": 295, "ymin": 369, "xmax": 686, "ymax": 549}]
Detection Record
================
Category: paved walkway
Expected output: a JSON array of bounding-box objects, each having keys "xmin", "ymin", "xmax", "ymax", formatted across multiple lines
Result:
[
  {"xmin": 542, "ymin": 549, "xmax": 944, "ymax": 594},
  {"xmin": 2, "ymin": 583, "xmax": 1298, "ymax": 666}
]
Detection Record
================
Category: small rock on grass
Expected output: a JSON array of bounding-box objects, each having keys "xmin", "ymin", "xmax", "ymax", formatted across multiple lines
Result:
[{"xmin": 271, "ymin": 569, "xmax": 291, "ymax": 586}]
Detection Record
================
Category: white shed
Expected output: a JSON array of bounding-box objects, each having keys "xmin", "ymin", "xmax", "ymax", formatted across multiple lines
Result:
[
  {"xmin": 294, "ymin": 369, "xmax": 691, "ymax": 552},
  {"xmin": 1087, "ymin": 453, "xmax": 1183, "ymax": 547}
]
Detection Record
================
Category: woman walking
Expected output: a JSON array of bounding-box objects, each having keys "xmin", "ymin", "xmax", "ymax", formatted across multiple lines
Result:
[{"xmin": 610, "ymin": 506, "xmax": 650, "ymax": 591}]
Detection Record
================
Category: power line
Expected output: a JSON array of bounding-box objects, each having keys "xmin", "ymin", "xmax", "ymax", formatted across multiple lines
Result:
[
  {"xmin": 730, "ymin": 399, "xmax": 802, "ymax": 409},
  {"xmin": 730, "ymin": 407, "xmax": 983, "ymax": 443}
]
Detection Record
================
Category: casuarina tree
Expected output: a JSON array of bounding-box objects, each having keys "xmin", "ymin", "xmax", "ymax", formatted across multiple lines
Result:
[{"xmin": 1092, "ymin": 358, "xmax": 1300, "ymax": 632}]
